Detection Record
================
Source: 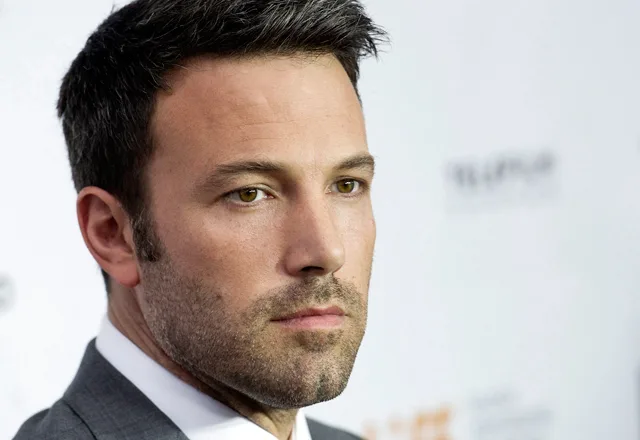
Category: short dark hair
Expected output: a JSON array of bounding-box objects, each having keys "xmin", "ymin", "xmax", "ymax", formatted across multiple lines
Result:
[{"xmin": 58, "ymin": 0, "xmax": 387, "ymax": 291}]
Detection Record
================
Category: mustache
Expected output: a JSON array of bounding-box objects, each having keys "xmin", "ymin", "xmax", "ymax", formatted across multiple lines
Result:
[{"xmin": 252, "ymin": 277, "xmax": 362, "ymax": 318}]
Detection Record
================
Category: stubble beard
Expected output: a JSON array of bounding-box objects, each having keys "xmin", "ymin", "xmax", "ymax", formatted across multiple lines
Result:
[{"xmin": 137, "ymin": 253, "xmax": 368, "ymax": 409}]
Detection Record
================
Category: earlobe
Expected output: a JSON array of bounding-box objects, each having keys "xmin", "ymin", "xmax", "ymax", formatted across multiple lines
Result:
[{"xmin": 77, "ymin": 187, "xmax": 141, "ymax": 288}]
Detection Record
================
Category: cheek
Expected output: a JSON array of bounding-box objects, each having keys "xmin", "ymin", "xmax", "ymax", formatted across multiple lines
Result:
[
  {"xmin": 159, "ymin": 208, "xmax": 281, "ymax": 309},
  {"xmin": 341, "ymin": 208, "xmax": 376, "ymax": 280},
  {"xmin": 348, "ymin": 200, "xmax": 376, "ymax": 248}
]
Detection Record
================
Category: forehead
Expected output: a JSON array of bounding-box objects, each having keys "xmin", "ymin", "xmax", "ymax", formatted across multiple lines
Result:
[{"xmin": 149, "ymin": 54, "xmax": 366, "ymax": 172}]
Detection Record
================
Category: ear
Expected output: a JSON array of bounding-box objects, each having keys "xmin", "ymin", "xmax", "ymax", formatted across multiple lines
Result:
[{"xmin": 77, "ymin": 187, "xmax": 140, "ymax": 288}]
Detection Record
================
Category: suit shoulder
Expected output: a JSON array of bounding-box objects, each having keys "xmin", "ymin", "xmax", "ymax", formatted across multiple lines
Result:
[
  {"xmin": 12, "ymin": 399, "xmax": 94, "ymax": 440},
  {"xmin": 307, "ymin": 418, "xmax": 362, "ymax": 440}
]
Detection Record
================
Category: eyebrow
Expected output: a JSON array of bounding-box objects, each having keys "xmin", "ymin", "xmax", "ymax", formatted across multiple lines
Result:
[
  {"xmin": 194, "ymin": 153, "xmax": 376, "ymax": 194},
  {"xmin": 334, "ymin": 153, "xmax": 376, "ymax": 174}
]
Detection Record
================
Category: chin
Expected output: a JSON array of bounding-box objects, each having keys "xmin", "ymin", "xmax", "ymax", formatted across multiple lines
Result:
[{"xmin": 253, "ymin": 374, "xmax": 350, "ymax": 409}]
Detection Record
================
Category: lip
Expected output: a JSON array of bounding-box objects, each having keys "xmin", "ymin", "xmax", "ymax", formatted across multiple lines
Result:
[
  {"xmin": 272, "ymin": 306, "xmax": 346, "ymax": 330},
  {"xmin": 274, "ymin": 306, "xmax": 345, "ymax": 321}
]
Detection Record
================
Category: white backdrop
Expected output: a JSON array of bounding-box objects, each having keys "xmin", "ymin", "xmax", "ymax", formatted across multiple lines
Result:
[{"xmin": 1, "ymin": 0, "xmax": 640, "ymax": 439}]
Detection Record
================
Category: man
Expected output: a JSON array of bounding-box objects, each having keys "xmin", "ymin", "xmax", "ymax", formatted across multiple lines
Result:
[{"xmin": 14, "ymin": 0, "xmax": 386, "ymax": 439}]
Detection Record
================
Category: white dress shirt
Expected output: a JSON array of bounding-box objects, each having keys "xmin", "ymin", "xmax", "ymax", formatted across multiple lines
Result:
[{"xmin": 96, "ymin": 316, "xmax": 312, "ymax": 440}]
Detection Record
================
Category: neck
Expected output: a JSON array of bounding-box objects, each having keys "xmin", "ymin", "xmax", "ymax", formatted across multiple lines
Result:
[{"xmin": 107, "ymin": 285, "xmax": 298, "ymax": 440}]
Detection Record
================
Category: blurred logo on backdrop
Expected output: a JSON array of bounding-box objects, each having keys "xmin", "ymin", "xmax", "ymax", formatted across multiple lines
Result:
[
  {"xmin": 444, "ymin": 150, "xmax": 558, "ymax": 210},
  {"xmin": 0, "ymin": 274, "xmax": 16, "ymax": 315},
  {"xmin": 470, "ymin": 390, "xmax": 553, "ymax": 440},
  {"xmin": 361, "ymin": 390, "xmax": 552, "ymax": 440},
  {"xmin": 363, "ymin": 405, "xmax": 453, "ymax": 440}
]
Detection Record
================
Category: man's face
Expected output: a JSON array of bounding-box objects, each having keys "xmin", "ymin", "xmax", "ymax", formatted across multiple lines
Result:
[{"xmin": 137, "ymin": 54, "xmax": 375, "ymax": 408}]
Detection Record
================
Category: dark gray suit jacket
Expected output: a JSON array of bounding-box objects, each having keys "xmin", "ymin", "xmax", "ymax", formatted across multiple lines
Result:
[{"xmin": 13, "ymin": 340, "xmax": 361, "ymax": 440}]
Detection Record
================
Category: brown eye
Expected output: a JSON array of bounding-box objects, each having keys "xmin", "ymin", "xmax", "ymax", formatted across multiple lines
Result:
[
  {"xmin": 226, "ymin": 187, "xmax": 269, "ymax": 205},
  {"xmin": 335, "ymin": 180, "xmax": 359, "ymax": 194},
  {"xmin": 238, "ymin": 188, "xmax": 259, "ymax": 202}
]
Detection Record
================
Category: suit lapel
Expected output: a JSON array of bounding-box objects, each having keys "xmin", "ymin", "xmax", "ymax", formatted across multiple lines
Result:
[{"xmin": 62, "ymin": 340, "xmax": 189, "ymax": 440}]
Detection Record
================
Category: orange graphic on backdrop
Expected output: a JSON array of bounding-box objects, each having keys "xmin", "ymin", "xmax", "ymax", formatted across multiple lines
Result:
[{"xmin": 364, "ymin": 406, "xmax": 452, "ymax": 440}]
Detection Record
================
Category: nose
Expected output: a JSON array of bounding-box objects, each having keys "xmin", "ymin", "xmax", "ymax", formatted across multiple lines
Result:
[{"xmin": 282, "ymin": 197, "xmax": 346, "ymax": 278}]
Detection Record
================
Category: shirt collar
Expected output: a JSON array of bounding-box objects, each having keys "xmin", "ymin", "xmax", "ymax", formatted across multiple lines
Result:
[{"xmin": 95, "ymin": 316, "xmax": 311, "ymax": 440}]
